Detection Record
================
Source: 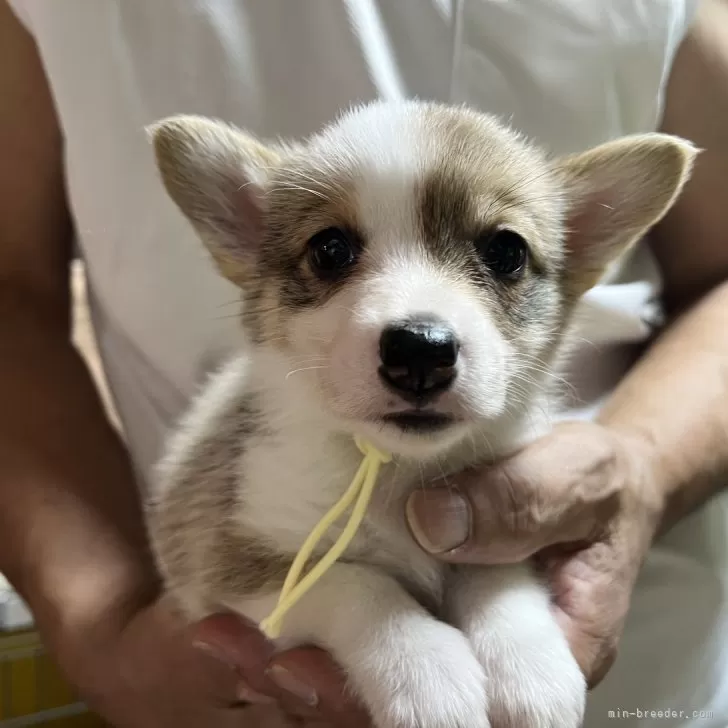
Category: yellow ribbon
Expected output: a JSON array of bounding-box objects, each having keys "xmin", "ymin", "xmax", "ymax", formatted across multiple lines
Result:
[{"xmin": 259, "ymin": 438, "xmax": 392, "ymax": 639}]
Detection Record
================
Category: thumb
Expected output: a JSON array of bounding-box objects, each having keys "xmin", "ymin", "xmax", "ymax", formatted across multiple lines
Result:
[
  {"xmin": 405, "ymin": 469, "xmax": 600, "ymax": 564},
  {"xmin": 405, "ymin": 425, "xmax": 622, "ymax": 562}
]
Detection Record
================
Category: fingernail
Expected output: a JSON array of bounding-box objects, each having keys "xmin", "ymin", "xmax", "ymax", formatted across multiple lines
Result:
[
  {"xmin": 191, "ymin": 616, "xmax": 274, "ymax": 672},
  {"xmin": 406, "ymin": 489, "xmax": 471, "ymax": 554},
  {"xmin": 267, "ymin": 664, "xmax": 319, "ymax": 707},
  {"xmin": 237, "ymin": 682, "xmax": 276, "ymax": 705},
  {"xmin": 193, "ymin": 640, "xmax": 237, "ymax": 670}
]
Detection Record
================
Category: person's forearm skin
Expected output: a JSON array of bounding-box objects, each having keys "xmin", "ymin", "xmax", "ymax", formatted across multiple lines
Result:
[
  {"xmin": 597, "ymin": 279, "xmax": 728, "ymax": 534},
  {"xmin": 0, "ymin": 288, "xmax": 158, "ymax": 651}
]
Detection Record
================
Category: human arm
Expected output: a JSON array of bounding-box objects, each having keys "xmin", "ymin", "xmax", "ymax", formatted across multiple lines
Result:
[
  {"xmin": 0, "ymin": 0, "xmax": 151, "ymax": 643},
  {"xmin": 0, "ymin": 2, "xmax": 246, "ymax": 720}
]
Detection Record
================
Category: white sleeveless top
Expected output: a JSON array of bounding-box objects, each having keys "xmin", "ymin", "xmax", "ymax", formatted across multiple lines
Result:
[{"xmin": 10, "ymin": 2, "xmax": 728, "ymax": 726}]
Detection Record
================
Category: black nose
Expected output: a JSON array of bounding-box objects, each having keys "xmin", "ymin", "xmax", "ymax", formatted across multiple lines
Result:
[{"xmin": 379, "ymin": 319, "xmax": 459, "ymax": 404}]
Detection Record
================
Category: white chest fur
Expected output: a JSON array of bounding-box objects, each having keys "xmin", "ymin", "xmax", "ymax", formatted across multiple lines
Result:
[{"xmin": 239, "ymin": 429, "xmax": 450, "ymax": 604}]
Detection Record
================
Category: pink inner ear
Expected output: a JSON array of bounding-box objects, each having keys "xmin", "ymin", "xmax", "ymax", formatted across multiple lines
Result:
[
  {"xmin": 214, "ymin": 182, "xmax": 266, "ymax": 258},
  {"xmin": 234, "ymin": 184, "xmax": 265, "ymax": 239},
  {"xmin": 563, "ymin": 183, "xmax": 625, "ymax": 269},
  {"xmin": 565, "ymin": 196, "xmax": 604, "ymax": 260}
]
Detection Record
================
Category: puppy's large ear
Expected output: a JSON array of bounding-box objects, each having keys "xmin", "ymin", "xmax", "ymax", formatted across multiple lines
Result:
[
  {"xmin": 553, "ymin": 134, "xmax": 697, "ymax": 296},
  {"xmin": 149, "ymin": 115, "xmax": 279, "ymax": 279}
]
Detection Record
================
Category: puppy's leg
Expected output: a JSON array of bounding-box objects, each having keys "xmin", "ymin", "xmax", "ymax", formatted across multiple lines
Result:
[
  {"xmin": 232, "ymin": 562, "xmax": 489, "ymax": 728},
  {"xmin": 446, "ymin": 564, "xmax": 585, "ymax": 728}
]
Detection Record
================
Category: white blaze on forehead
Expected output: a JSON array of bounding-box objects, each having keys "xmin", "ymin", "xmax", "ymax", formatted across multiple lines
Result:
[
  {"xmin": 357, "ymin": 253, "xmax": 455, "ymax": 328},
  {"xmin": 309, "ymin": 102, "xmax": 436, "ymax": 247},
  {"xmin": 354, "ymin": 247, "xmax": 487, "ymax": 340},
  {"xmin": 316, "ymin": 101, "xmax": 435, "ymax": 172}
]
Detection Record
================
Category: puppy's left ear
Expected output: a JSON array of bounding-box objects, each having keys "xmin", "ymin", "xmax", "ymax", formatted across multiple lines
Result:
[
  {"xmin": 554, "ymin": 133, "xmax": 698, "ymax": 296},
  {"xmin": 149, "ymin": 115, "xmax": 280, "ymax": 279}
]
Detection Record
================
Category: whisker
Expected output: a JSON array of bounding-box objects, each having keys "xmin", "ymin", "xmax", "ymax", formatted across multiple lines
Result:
[
  {"xmin": 483, "ymin": 165, "xmax": 559, "ymax": 220},
  {"xmin": 285, "ymin": 364, "xmax": 329, "ymax": 380},
  {"xmin": 281, "ymin": 169, "xmax": 337, "ymax": 193},
  {"xmin": 213, "ymin": 313, "xmax": 245, "ymax": 322},
  {"xmin": 433, "ymin": 457, "xmax": 452, "ymax": 492},
  {"xmin": 256, "ymin": 165, "xmax": 338, "ymax": 194},
  {"xmin": 382, "ymin": 458, "xmax": 401, "ymax": 513},
  {"xmin": 266, "ymin": 184, "xmax": 330, "ymax": 201},
  {"xmin": 214, "ymin": 299, "xmax": 243, "ymax": 309}
]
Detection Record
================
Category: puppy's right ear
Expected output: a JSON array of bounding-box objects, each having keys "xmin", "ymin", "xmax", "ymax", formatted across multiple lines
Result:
[
  {"xmin": 149, "ymin": 115, "xmax": 279, "ymax": 277},
  {"xmin": 553, "ymin": 133, "xmax": 697, "ymax": 297}
]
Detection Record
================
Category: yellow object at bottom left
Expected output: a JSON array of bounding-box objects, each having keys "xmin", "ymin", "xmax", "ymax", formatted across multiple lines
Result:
[{"xmin": 0, "ymin": 629, "xmax": 105, "ymax": 728}]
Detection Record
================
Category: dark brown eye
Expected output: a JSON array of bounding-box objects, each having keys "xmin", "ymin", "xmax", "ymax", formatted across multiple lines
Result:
[
  {"xmin": 307, "ymin": 227, "xmax": 357, "ymax": 278},
  {"xmin": 475, "ymin": 229, "xmax": 529, "ymax": 280}
]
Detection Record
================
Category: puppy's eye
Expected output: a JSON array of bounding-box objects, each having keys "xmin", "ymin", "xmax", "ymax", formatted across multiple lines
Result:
[
  {"xmin": 475, "ymin": 229, "xmax": 529, "ymax": 280},
  {"xmin": 307, "ymin": 227, "xmax": 357, "ymax": 277}
]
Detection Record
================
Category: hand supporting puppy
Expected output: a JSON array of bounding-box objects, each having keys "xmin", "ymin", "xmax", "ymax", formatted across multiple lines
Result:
[
  {"xmin": 406, "ymin": 420, "xmax": 663, "ymax": 688},
  {"xmin": 190, "ymin": 421, "xmax": 657, "ymax": 727},
  {"xmin": 192, "ymin": 613, "xmax": 372, "ymax": 726}
]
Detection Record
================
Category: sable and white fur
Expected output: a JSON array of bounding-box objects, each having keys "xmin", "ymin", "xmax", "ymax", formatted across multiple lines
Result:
[{"xmin": 146, "ymin": 101, "xmax": 695, "ymax": 728}]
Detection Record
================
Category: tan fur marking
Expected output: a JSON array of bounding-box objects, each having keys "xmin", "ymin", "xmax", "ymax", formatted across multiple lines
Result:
[
  {"xmin": 418, "ymin": 104, "xmax": 568, "ymax": 272},
  {"xmin": 148, "ymin": 392, "xmax": 291, "ymax": 614},
  {"xmin": 415, "ymin": 105, "xmax": 568, "ymax": 353},
  {"xmin": 246, "ymin": 163, "xmax": 363, "ymax": 344}
]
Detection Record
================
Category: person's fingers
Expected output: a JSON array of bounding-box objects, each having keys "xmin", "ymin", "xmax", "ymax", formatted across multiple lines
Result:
[
  {"xmin": 552, "ymin": 600, "xmax": 618, "ymax": 690},
  {"xmin": 405, "ymin": 476, "xmax": 606, "ymax": 564},
  {"xmin": 191, "ymin": 612, "xmax": 276, "ymax": 699},
  {"xmin": 269, "ymin": 648, "xmax": 370, "ymax": 725},
  {"xmin": 186, "ymin": 642, "xmax": 276, "ymax": 708},
  {"xmin": 192, "ymin": 615, "xmax": 368, "ymax": 724},
  {"xmin": 117, "ymin": 607, "xmax": 254, "ymax": 714},
  {"xmin": 406, "ymin": 425, "xmax": 621, "ymax": 563},
  {"xmin": 544, "ymin": 539, "xmax": 630, "ymax": 689},
  {"xmin": 168, "ymin": 640, "xmax": 247, "ymax": 711},
  {"xmin": 229, "ymin": 703, "xmax": 302, "ymax": 727},
  {"xmin": 265, "ymin": 654, "xmax": 320, "ymax": 717}
]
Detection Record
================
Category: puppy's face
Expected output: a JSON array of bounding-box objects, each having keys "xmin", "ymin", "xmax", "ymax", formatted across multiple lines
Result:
[{"xmin": 152, "ymin": 102, "xmax": 694, "ymax": 457}]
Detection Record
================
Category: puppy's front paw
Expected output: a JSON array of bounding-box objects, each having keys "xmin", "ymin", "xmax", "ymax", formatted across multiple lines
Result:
[
  {"xmin": 352, "ymin": 618, "xmax": 489, "ymax": 728},
  {"xmin": 448, "ymin": 565, "xmax": 585, "ymax": 728},
  {"xmin": 479, "ymin": 629, "xmax": 585, "ymax": 728}
]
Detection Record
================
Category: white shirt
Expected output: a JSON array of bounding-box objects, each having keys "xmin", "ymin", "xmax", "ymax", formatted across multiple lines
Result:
[{"xmin": 10, "ymin": 2, "xmax": 728, "ymax": 726}]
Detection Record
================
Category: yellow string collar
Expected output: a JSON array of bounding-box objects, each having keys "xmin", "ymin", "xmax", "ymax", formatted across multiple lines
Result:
[{"xmin": 260, "ymin": 437, "xmax": 392, "ymax": 639}]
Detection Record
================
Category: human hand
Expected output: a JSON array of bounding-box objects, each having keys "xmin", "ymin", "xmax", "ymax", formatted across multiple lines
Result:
[
  {"xmin": 54, "ymin": 595, "xmax": 370, "ymax": 727},
  {"xmin": 405, "ymin": 421, "xmax": 664, "ymax": 687}
]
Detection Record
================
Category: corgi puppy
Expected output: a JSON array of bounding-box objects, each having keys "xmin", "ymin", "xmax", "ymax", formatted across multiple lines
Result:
[{"xmin": 147, "ymin": 101, "xmax": 694, "ymax": 728}]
